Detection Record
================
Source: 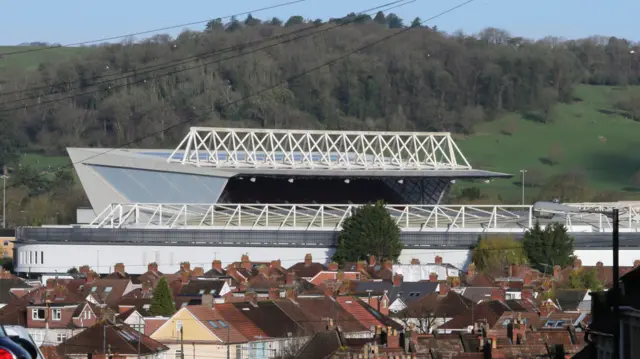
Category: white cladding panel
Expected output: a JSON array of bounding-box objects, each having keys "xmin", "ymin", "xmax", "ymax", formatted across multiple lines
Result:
[{"xmin": 14, "ymin": 243, "xmax": 638, "ymax": 275}]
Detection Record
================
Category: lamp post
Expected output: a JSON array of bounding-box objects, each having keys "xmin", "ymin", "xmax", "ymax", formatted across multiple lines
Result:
[
  {"xmin": 532, "ymin": 201, "xmax": 620, "ymax": 359},
  {"xmin": 519, "ymin": 169, "xmax": 527, "ymax": 205}
]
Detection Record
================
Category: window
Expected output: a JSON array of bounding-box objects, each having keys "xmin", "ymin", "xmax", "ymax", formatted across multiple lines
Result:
[
  {"xmin": 32, "ymin": 309, "xmax": 45, "ymax": 320},
  {"xmin": 56, "ymin": 333, "xmax": 67, "ymax": 343},
  {"xmin": 104, "ymin": 287, "xmax": 112, "ymax": 293},
  {"xmin": 218, "ymin": 320, "xmax": 228, "ymax": 328},
  {"xmin": 174, "ymin": 350, "xmax": 183, "ymax": 359},
  {"xmin": 132, "ymin": 324, "xmax": 145, "ymax": 333},
  {"xmin": 91, "ymin": 287, "xmax": 97, "ymax": 293},
  {"xmin": 29, "ymin": 251, "xmax": 32, "ymax": 264},
  {"xmin": 382, "ymin": 300, "xmax": 387, "ymax": 309},
  {"xmin": 3, "ymin": 241, "xmax": 8, "ymax": 246},
  {"xmin": 176, "ymin": 320, "xmax": 183, "ymax": 334},
  {"xmin": 52, "ymin": 309, "xmax": 62, "ymax": 321},
  {"xmin": 41, "ymin": 251, "xmax": 44, "ymax": 264},
  {"xmin": 199, "ymin": 289, "xmax": 205, "ymax": 295},
  {"xmin": 544, "ymin": 320, "xmax": 566, "ymax": 328},
  {"xmin": 235, "ymin": 345, "xmax": 243, "ymax": 359},
  {"xmin": 84, "ymin": 310, "xmax": 91, "ymax": 320},
  {"xmin": 210, "ymin": 289, "xmax": 217, "ymax": 295},
  {"xmin": 208, "ymin": 320, "xmax": 219, "ymax": 329}
]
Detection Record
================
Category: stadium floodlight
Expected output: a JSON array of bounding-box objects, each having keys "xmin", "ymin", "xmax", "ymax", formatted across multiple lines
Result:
[
  {"xmin": 288, "ymin": 178, "xmax": 294, "ymax": 183},
  {"xmin": 250, "ymin": 177, "xmax": 256, "ymax": 182},
  {"xmin": 344, "ymin": 179, "xmax": 350, "ymax": 184}
]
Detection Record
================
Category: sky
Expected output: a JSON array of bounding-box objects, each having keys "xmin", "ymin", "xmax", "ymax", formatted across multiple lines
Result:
[{"xmin": 0, "ymin": 0, "xmax": 638, "ymax": 45}]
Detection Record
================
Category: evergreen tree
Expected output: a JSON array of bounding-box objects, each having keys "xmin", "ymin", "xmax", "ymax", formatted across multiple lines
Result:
[
  {"xmin": 522, "ymin": 221, "xmax": 575, "ymax": 272},
  {"xmin": 150, "ymin": 278, "xmax": 176, "ymax": 316},
  {"xmin": 332, "ymin": 201, "xmax": 402, "ymax": 264},
  {"xmin": 471, "ymin": 235, "xmax": 527, "ymax": 272},
  {"xmin": 411, "ymin": 17, "xmax": 422, "ymax": 28},
  {"xmin": 373, "ymin": 11, "xmax": 387, "ymax": 25}
]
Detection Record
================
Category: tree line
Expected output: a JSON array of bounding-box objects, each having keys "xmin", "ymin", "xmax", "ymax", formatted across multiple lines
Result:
[{"xmin": 0, "ymin": 12, "xmax": 638, "ymax": 165}]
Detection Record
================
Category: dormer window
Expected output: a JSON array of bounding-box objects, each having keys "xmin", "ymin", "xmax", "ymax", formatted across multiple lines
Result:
[{"xmin": 32, "ymin": 309, "xmax": 45, "ymax": 320}]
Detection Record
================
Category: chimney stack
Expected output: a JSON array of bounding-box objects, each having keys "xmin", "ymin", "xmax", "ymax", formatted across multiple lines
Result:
[
  {"xmin": 46, "ymin": 278, "xmax": 56, "ymax": 289},
  {"xmin": 79, "ymin": 265, "xmax": 91, "ymax": 276},
  {"xmin": 393, "ymin": 273, "xmax": 403, "ymax": 287},
  {"xmin": 634, "ymin": 260, "xmax": 640, "ymax": 268},
  {"xmin": 429, "ymin": 272, "xmax": 438, "ymax": 283},
  {"xmin": 509, "ymin": 264, "xmax": 516, "ymax": 277},
  {"xmin": 192, "ymin": 267, "xmax": 205, "ymax": 277},
  {"xmin": 270, "ymin": 260, "xmax": 281, "ymax": 269},
  {"xmin": 553, "ymin": 265, "xmax": 561, "ymax": 277},
  {"xmin": 369, "ymin": 255, "xmax": 376, "ymax": 267},
  {"xmin": 148, "ymin": 263, "xmax": 159, "ymax": 273},
  {"xmin": 212, "ymin": 260, "xmax": 222, "ymax": 272},
  {"xmin": 114, "ymin": 263, "xmax": 125, "ymax": 274},
  {"xmin": 387, "ymin": 328, "xmax": 400, "ymax": 348},
  {"xmin": 356, "ymin": 261, "xmax": 366, "ymax": 272},
  {"xmin": 269, "ymin": 288, "xmax": 279, "ymax": 300},
  {"xmin": 523, "ymin": 273, "xmax": 532, "ymax": 286},
  {"xmin": 467, "ymin": 263, "xmax": 476, "ymax": 278},
  {"xmin": 285, "ymin": 272, "xmax": 295, "ymax": 285},
  {"xmin": 86, "ymin": 271, "xmax": 98, "ymax": 283},
  {"xmin": 410, "ymin": 258, "xmax": 420, "ymax": 265},
  {"xmin": 439, "ymin": 281, "xmax": 448, "ymax": 296},
  {"xmin": 286, "ymin": 288, "xmax": 297, "ymax": 300},
  {"xmin": 434, "ymin": 256, "xmax": 443, "ymax": 265},
  {"xmin": 180, "ymin": 262, "xmax": 191, "ymax": 273},
  {"xmin": 490, "ymin": 287, "xmax": 505, "ymax": 301},
  {"xmin": 383, "ymin": 260, "xmax": 393, "ymax": 270},
  {"xmin": 240, "ymin": 255, "xmax": 252, "ymax": 270},
  {"xmin": 574, "ymin": 259, "xmax": 582, "ymax": 269},
  {"xmin": 328, "ymin": 262, "xmax": 339, "ymax": 271},
  {"xmin": 304, "ymin": 254, "xmax": 312, "ymax": 266}
]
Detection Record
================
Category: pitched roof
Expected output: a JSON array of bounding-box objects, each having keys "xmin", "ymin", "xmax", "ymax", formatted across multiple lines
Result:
[
  {"xmin": 0, "ymin": 278, "xmax": 32, "ymax": 304},
  {"xmin": 287, "ymin": 262, "xmax": 326, "ymax": 278},
  {"xmin": 213, "ymin": 303, "xmax": 268, "ymax": 341},
  {"xmin": 232, "ymin": 301, "xmax": 301, "ymax": 338},
  {"xmin": 186, "ymin": 305, "xmax": 247, "ymax": 344},
  {"xmin": 457, "ymin": 287, "xmax": 494, "ymax": 303},
  {"xmin": 177, "ymin": 280, "xmax": 226, "ymax": 297},
  {"xmin": 83, "ymin": 279, "xmax": 131, "ymax": 306},
  {"xmin": 555, "ymin": 289, "xmax": 588, "ymax": 312},
  {"xmin": 274, "ymin": 297, "xmax": 367, "ymax": 334},
  {"xmin": 294, "ymin": 329, "xmax": 343, "ymax": 359},
  {"xmin": 336, "ymin": 297, "xmax": 402, "ymax": 331},
  {"xmin": 57, "ymin": 321, "xmax": 168, "ymax": 355},
  {"xmin": 354, "ymin": 281, "xmax": 438, "ymax": 305}
]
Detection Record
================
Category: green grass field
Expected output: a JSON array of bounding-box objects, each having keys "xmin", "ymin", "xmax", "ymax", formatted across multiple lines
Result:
[
  {"xmin": 457, "ymin": 84, "xmax": 640, "ymax": 203},
  {"xmin": 0, "ymin": 46, "xmax": 92, "ymax": 73}
]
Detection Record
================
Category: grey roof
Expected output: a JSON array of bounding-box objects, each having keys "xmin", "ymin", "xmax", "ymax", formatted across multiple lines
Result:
[
  {"xmin": 459, "ymin": 287, "xmax": 494, "ymax": 303},
  {"xmin": 354, "ymin": 281, "xmax": 438, "ymax": 304},
  {"xmin": 0, "ymin": 279, "xmax": 32, "ymax": 304},
  {"xmin": 556, "ymin": 289, "xmax": 589, "ymax": 312}
]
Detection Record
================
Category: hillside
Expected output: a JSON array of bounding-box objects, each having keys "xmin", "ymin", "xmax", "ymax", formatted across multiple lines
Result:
[
  {"xmin": 0, "ymin": 45, "xmax": 91, "ymax": 73},
  {"xmin": 0, "ymin": 14, "xmax": 639, "ymax": 228},
  {"xmin": 457, "ymin": 84, "xmax": 640, "ymax": 203}
]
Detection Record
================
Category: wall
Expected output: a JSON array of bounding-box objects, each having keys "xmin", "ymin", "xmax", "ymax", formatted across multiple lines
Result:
[
  {"xmin": 0, "ymin": 237, "xmax": 14, "ymax": 259},
  {"xmin": 14, "ymin": 243, "xmax": 640, "ymax": 274}
]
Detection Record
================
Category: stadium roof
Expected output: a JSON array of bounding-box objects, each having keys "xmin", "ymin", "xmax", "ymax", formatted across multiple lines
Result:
[{"xmin": 68, "ymin": 127, "xmax": 511, "ymax": 212}]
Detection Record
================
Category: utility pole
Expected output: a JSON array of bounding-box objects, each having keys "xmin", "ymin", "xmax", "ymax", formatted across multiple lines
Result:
[
  {"xmin": 613, "ymin": 208, "xmax": 620, "ymax": 359},
  {"xmin": 519, "ymin": 169, "xmax": 527, "ymax": 205},
  {"xmin": 180, "ymin": 326, "xmax": 185, "ymax": 359},
  {"xmin": 227, "ymin": 312, "xmax": 231, "ymax": 359},
  {"xmin": 1, "ymin": 174, "xmax": 7, "ymax": 229}
]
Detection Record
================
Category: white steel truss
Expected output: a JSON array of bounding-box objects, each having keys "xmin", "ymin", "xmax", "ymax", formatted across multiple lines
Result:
[
  {"xmin": 88, "ymin": 202, "xmax": 640, "ymax": 232},
  {"xmin": 167, "ymin": 127, "xmax": 472, "ymax": 171}
]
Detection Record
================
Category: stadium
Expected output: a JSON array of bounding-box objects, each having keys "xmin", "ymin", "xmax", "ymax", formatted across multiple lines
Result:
[{"xmin": 13, "ymin": 127, "xmax": 640, "ymax": 275}]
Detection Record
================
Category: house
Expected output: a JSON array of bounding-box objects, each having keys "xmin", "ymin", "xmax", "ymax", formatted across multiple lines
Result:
[
  {"xmin": 286, "ymin": 254, "xmax": 326, "ymax": 281},
  {"xmin": 151, "ymin": 305, "xmax": 248, "ymax": 359},
  {"xmin": 175, "ymin": 279, "xmax": 231, "ymax": 304},
  {"xmin": 392, "ymin": 256, "xmax": 462, "ymax": 282},
  {"xmin": 57, "ymin": 320, "xmax": 169, "ymax": 358},
  {"xmin": 117, "ymin": 305, "xmax": 169, "ymax": 337},
  {"xmin": 84, "ymin": 278, "xmax": 138, "ymax": 307},
  {"xmin": 0, "ymin": 275, "xmax": 34, "ymax": 309},
  {"xmin": 353, "ymin": 274, "xmax": 438, "ymax": 313}
]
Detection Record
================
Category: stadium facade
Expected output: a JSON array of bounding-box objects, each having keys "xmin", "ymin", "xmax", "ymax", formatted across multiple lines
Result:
[{"xmin": 13, "ymin": 127, "xmax": 640, "ymax": 274}]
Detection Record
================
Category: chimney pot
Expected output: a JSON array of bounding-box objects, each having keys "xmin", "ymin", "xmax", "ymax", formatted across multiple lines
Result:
[
  {"xmin": 393, "ymin": 273, "xmax": 403, "ymax": 287},
  {"xmin": 596, "ymin": 261, "xmax": 603, "ymax": 267},
  {"xmin": 192, "ymin": 267, "xmax": 205, "ymax": 277},
  {"xmin": 434, "ymin": 256, "xmax": 443, "ymax": 265},
  {"xmin": 240, "ymin": 255, "xmax": 252, "ymax": 270},
  {"xmin": 429, "ymin": 272, "xmax": 438, "ymax": 283},
  {"xmin": 212, "ymin": 260, "xmax": 222, "ymax": 271},
  {"xmin": 467, "ymin": 263, "xmax": 476, "ymax": 277},
  {"xmin": 114, "ymin": 263, "xmax": 125, "ymax": 274}
]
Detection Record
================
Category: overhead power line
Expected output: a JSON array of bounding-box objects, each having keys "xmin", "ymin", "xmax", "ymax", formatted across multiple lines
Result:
[
  {"xmin": 0, "ymin": 0, "xmax": 413, "ymax": 108},
  {"xmin": 0, "ymin": 0, "xmax": 308, "ymax": 57},
  {"xmin": 1, "ymin": 0, "xmax": 476, "ymax": 192},
  {"xmin": 0, "ymin": 0, "xmax": 409, "ymax": 101}
]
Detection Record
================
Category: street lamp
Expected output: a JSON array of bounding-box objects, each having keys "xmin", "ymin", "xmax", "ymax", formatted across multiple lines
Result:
[
  {"xmin": 519, "ymin": 170, "xmax": 527, "ymax": 205},
  {"xmin": 533, "ymin": 201, "xmax": 620, "ymax": 359}
]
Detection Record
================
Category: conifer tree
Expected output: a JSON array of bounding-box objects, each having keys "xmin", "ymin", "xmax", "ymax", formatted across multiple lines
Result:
[{"xmin": 150, "ymin": 277, "xmax": 176, "ymax": 316}]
